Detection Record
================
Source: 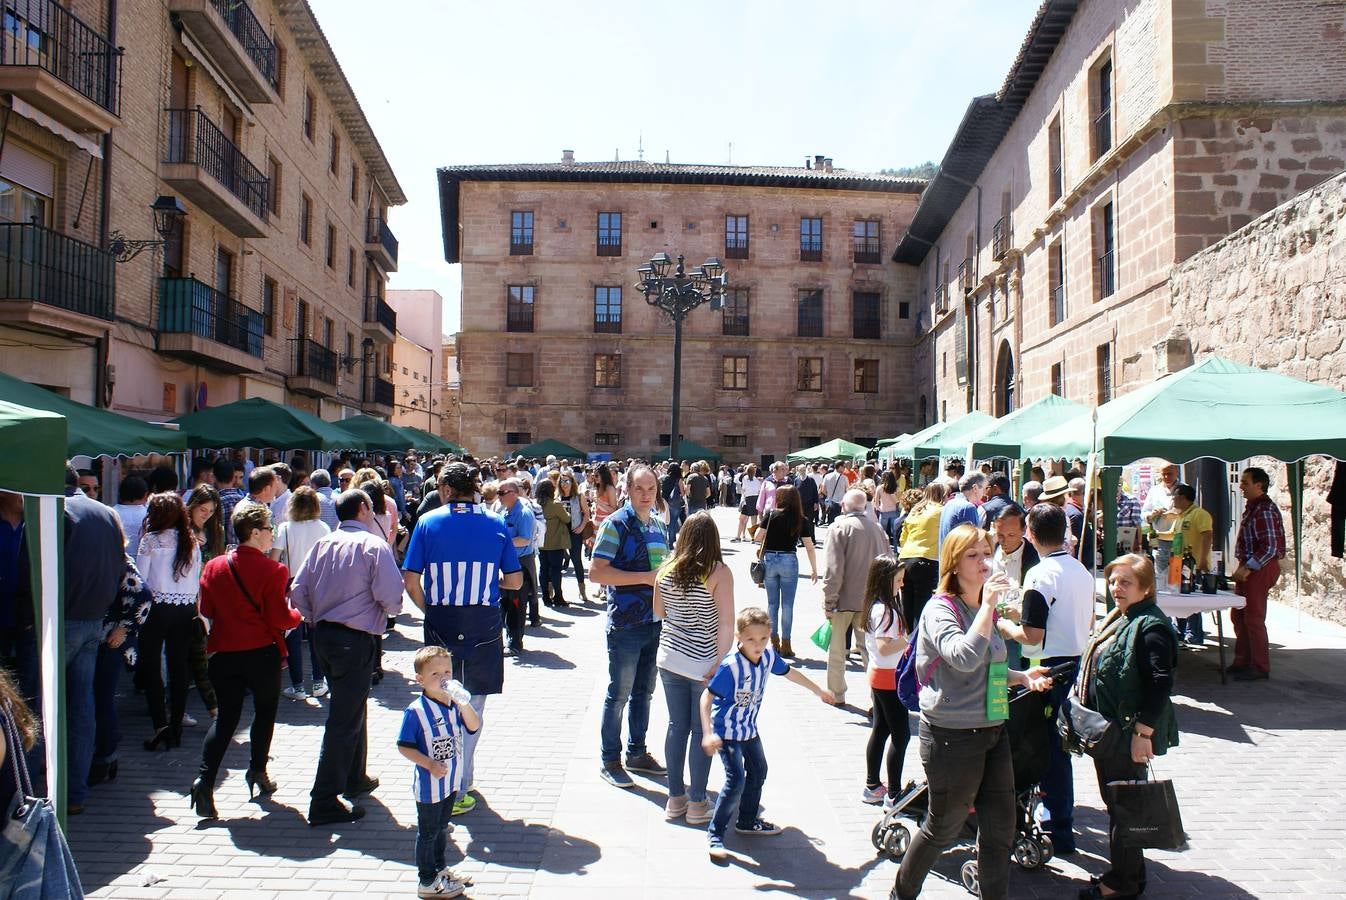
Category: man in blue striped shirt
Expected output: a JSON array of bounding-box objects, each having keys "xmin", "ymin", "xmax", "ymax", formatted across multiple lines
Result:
[
  {"xmin": 699, "ymin": 607, "xmax": 835, "ymax": 858},
  {"xmin": 404, "ymin": 463, "xmax": 521, "ymax": 816}
]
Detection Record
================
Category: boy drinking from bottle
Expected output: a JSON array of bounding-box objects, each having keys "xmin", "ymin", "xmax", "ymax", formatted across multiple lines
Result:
[
  {"xmin": 398, "ymin": 646, "xmax": 481, "ymax": 897},
  {"xmin": 700, "ymin": 607, "xmax": 836, "ymax": 859}
]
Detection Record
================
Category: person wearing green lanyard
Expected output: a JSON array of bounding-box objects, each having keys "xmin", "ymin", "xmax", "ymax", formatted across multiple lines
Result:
[{"xmin": 891, "ymin": 523, "xmax": 1055, "ymax": 900}]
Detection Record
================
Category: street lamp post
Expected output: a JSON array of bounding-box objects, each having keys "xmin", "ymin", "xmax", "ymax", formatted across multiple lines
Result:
[{"xmin": 635, "ymin": 253, "xmax": 728, "ymax": 460}]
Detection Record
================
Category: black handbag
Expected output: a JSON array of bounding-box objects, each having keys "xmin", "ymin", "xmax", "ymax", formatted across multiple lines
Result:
[
  {"xmin": 1106, "ymin": 766, "xmax": 1187, "ymax": 849},
  {"xmin": 749, "ymin": 515, "xmax": 767, "ymax": 587},
  {"xmin": 1057, "ymin": 689, "xmax": 1122, "ymax": 759}
]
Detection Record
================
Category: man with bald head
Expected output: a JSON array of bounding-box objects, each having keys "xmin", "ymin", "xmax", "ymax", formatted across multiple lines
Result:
[{"xmin": 821, "ymin": 489, "xmax": 891, "ymax": 705}]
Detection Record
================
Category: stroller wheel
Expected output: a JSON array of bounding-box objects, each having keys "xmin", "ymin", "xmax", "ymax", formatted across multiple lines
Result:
[
  {"xmin": 1013, "ymin": 836, "xmax": 1046, "ymax": 869},
  {"xmin": 870, "ymin": 820, "xmax": 887, "ymax": 853},
  {"xmin": 1038, "ymin": 833, "xmax": 1054, "ymax": 863},
  {"xmin": 883, "ymin": 823, "xmax": 911, "ymax": 860},
  {"xmin": 960, "ymin": 860, "xmax": 979, "ymax": 895}
]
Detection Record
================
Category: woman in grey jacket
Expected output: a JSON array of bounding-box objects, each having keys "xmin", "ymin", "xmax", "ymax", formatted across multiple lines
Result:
[{"xmin": 892, "ymin": 523, "xmax": 1053, "ymax": 900}]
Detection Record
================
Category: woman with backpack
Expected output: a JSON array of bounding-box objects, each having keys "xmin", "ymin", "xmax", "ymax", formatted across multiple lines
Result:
[
  {"xmin": 860, "ymin": 555, "xmax": 909, "ymax": 807},
  {"xmin": 891, "ymin": 523, "xmax": 1054, "ymax": 900}
]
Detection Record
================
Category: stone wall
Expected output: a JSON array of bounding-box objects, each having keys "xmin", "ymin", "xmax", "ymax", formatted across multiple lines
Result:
[{"xmin": 1170, "ymin": 169, "xmax": 1346, "ymax": 624}]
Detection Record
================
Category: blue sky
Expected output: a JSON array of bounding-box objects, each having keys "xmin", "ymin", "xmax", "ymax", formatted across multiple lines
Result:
[{"xmin": 317, "ymin": 0, "xmax": 1039, "ymax": 336}]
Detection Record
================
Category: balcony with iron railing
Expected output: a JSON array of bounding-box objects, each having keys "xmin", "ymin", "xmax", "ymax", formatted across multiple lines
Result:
[
  {"xmin": 287, "ymin": 337, "xmax": 337, "ymax": 396},
  {"xmin": 992, "ymin": 217, "xmax": 1009, "ymax": 261},
  {"xmin": 362, "ymin": 294, "xmax": 396, "ymax": 341},
  {"xmin": 852, "ymin": 237, "xmax": 882, "ymax": 265},
  {"xmin": 958, "ymin": 258, "xmax": 974, "ymax": 294},
  {"xmin": 167, "ymin": 0, "xmax": 277, "ymax": 102},
  {"xmin": 161, "ymin": 107, "xmax": 269, "ymax": 237},
  {"xmin": 936, "ymin": 283, "xmax": 949, "ymax": 314},
  {"xmin": 157, "ymin": 276, "xmax": 264, "ymax": 372},
  {"xmin": 0, "ymin": 223, "xmax": 115, "ymax": 335},
  {"xmin": 724, "ymin": 236, "xmax": 749, "ymax": 260},
  {"xmin": 363, "ymin": 375, "xmax": 394, "ymax": 411},
  {"xmin": 1097, "ymin": 250, "xmax": 1116, "ymax": 299},
  {"xmin": 799, "ymin": 241, "xmax": 822, "ymax": 262},
  {"xmin": 853, "ymin": 315, "xmax": 881, "ymax": 340},
  {"xmin": 366, "ymin": 215, "xmax": 398, "ymax": 272},
  {"xmin": 0, "ymin": 0, "xmax": 122, "ymax": 132}
]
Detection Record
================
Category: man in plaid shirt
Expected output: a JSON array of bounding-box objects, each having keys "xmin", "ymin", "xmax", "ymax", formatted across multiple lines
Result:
[{"xmin": 1230, "ymin": 467, "xmax": 1285, "ymax": 681}]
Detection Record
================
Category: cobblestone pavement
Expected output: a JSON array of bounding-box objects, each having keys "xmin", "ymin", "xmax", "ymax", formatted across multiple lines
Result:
[{"xmin": 71, "ymin": 507, "xmax": 1346, "ymax": 898}]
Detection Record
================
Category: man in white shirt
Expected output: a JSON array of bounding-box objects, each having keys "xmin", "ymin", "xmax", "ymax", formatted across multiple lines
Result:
[
  {"xmin": 820, "ymin": 462, "xmax": 848, "ymax": 525},
  {"xmin": 1140, "ymin": 463, "xmax": 1179, "ymax": 570},
  {"xmin": 112, "ymin": 476, "xmax": 150, "ymax": 551},
  {"xmin": 996, "ymin": 503, "xmax": 1094, "ymax": 857}
]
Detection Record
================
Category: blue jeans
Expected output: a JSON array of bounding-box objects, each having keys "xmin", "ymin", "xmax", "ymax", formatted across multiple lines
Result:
[
  {"xmin": 878, "ymin": 510, "xmax": 900, "ymax": 550},
  {"xmin": 64, "ymin": 618, "xmax": 103, "ymax": 806},
  {"xmin": 763, "ymin": 551, "xmax": 799, "ymax": 642},
  {"xmin": 600, "ymin": 621, "xmax": 661, "ymax": 763},
  {"xmin": 284, "ymin": 623, "xmax": 325, "ymax": 688},
  {"xmin": 660, "ymin": 669, "xmax": 710, "ymax": 802},
  {"xmin": 415, "ymin": 795, "xmax": 457, "ymax": 884},
  {"xmin": 709, "ymin": 736, "xmax": 768, "ymax": 837},
  {"xmin": 539, "ymin": 548, "xmax": 567, "ymax": 604},
  {"xmin": 1174, "ymin": 613, "xmax": 1205, "ymax": 643},
  {"xmin": 567, "ymin": 531, "xmax": 587, "ymax": 592}
]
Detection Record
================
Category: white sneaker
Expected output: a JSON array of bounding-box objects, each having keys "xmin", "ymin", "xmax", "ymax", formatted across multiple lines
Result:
[
  {"xmin": 180, "ymin": 712, "xmax": 198, "ymax": 727},
  {"xmin": 417, "ymin": 873, "xmax": 464, "ymax": 897},
  {"xmin": 311, "ymin": 679, "xmax": 329, "ymax": 698},
  {"xmin": 282, "ymin": 685, "xmax": 309, "ymax": 701}
]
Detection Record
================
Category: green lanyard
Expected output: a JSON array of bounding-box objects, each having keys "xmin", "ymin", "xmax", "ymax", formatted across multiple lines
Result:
[{"xmin": 986, "ymin": 660, "xmax": 1009, "ymax": 721}]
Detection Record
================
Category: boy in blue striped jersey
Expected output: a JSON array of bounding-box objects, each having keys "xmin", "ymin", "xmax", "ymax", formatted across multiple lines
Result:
[
  {"xmin": 398, "ymin": 646, "xmax": 482, "ymax": 897},
  {"xmin": 700, "ymin": 607, "xmax": 836, "ymax": 859}
]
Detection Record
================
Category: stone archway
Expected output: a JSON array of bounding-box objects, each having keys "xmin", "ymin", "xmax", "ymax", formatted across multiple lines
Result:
[{"xmin": 994, "ymin": 341, "xmax": 1015, "ymax": 416}]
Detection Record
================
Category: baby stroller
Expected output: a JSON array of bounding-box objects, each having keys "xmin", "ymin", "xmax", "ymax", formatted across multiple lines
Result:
[{"xmin": 870, "ymin": 661, "xmax": 1076, "ymax": 895}]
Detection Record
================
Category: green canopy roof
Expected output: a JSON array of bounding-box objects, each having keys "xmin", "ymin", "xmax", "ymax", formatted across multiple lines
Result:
[
  {"xmin": 0, "ymin": 370, "xmax": 187, "ymax": 458},
  {"xmin": 333, "ymin": 415, "xmax": 421, "ymax": 451},
  {"xmin": 513, "ymin": 438, "xmax": 587, "ymax": 460},
  {"xmin": 403, "ymin": 427, "xmax": 464, "ymax": 455},
  {"xmin": 1020, "ymin": 356, "xmax": 1346, "ymax": 466},
  {"xmin": 0, "ymin": 400, "xmax": 67, "ymax": 494},
  {"xmin": 786, "ymin": 437, "xmax": 870, "ymax": 463},
  {"xmin": 964, "ymin": 395, "xmax": 1087, "ymax": 461},
  {"xmin": 173, "ymin": 397, "xmax": 364, "ymax": 451},
  {"xmin": 651, "ymin": 439, "xmax": 722, "ymax": 464},
  {"xmin": 918, "ymin": 411, "xmax": 997, "ymax": 460},
  {"xmin": 873, "ymin": 434, "xmax": 910, "ymax": 448}
]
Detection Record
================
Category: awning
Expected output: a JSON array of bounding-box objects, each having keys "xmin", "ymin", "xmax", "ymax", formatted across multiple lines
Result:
[
  {"xmin": 0, "ymin": 370, "xmax": 187, "ymax": 457},
  {"xmin": 7, "ymin": 97, "xmax": 102, "ymax": 158}
]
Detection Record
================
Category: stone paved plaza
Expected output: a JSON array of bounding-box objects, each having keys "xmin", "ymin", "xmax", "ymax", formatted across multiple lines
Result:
[{"xmin": 68, "ymin": 508, "xmax": 1346, "ymax": 899}]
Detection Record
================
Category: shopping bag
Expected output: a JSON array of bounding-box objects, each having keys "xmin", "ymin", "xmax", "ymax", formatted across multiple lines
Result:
[
  {"xmin": 1105, "ymin": 770, "xmax": 1187, "ymax": 850},
  {"xmin": 0, "ymin": 706, "xmax": 85, "ymax": 898},
  {"xmin": 810, "ymin": 620, "xmax": 833, "ymax": 652}
]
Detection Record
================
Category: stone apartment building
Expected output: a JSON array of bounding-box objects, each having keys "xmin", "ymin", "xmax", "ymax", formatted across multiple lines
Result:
[
  {"xmin": 1, "ymin": 0, "xmax": 404, "ymax": 421},
  {"xmin": 438, "ymin": 157, "xmax": 924, "ymax": 462},
  {"xmin": 387, "ymin": 288, "xmax": 442, "ymax": 434},
  {"xmin": 897, "ymin": 0, "xmax": 1346, "ymax": 424},
  {"xmin": 440, "ymin": 333, "xmax": 461, "ymax": 446}
]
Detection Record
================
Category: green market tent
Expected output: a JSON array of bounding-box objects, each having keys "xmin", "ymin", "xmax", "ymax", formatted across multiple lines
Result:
[
  {"xmin": 333, "ymin": 415, "xmax": 420, "ymax": 451},
  {"xmin": 879, "ymin": 423, "xmax": 945, "ymax": 465},
  {"xmin": 911, "ymin": 411, "xmax": 997, "ymax": 461},
  {"xmin": 652, "ymin": 439, "xmax": 722, "ymax": 464},
  {"xmin": 873, "ymin": 434, "xmax": 911, "ymax": 449},
  {"xmin": 786, "ymin": 437, "xmax": 870, "ymax": 463},
  {"xmin": 513, "ymin": 438, "xmax": 586, "ymax": 460},
  {"xmin": 0, "ymin": 400, "xmax": 69, "ymax": 823},
  {"xmin": 1019, "ymin": 356, "xmax": 1346, "ymax": 589},
  {"xmin": 403, "ymin": 427, "xmax": 463, "ymax": 455},
  {"xmin": 173, "ymin": 398, "xmax": 365, "ymax": 451},
  {"xmin": 0, "ymin": 370, "xmax": 187, "ymax": 457},
  {"xmin": 965, "ymin": 395, "xmax": 1087, "ymax": 461}
]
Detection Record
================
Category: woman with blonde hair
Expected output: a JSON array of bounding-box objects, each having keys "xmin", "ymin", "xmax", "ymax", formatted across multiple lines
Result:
[
  {"xmin": 898, "ymin": 481, "xmax": 949, "ymax": 625},
  {"xmin": 892, "ymin": 523, "xmax": 1052, "ymax": 900},
  {"xmin": 271, "ymin": 486, "xmax": 330, "ymax": 700}
]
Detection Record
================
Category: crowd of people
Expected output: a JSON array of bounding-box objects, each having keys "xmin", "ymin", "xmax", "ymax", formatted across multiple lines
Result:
[{"xmin": 0, "ymin": 447, "xmax": 1286, "ymax": 899}]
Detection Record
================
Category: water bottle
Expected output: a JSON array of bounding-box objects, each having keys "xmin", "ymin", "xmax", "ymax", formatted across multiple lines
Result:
[{"xmin": 439, "ymin": 678, "xmax": 471, "ymax": 705}]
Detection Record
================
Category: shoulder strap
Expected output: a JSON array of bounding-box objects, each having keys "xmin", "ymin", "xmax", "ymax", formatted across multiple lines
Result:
[
  {"xmin": 226, "ymin": 552, "xmax": 264, "ymax": 618},
  {"xmin": 2, "ymin": 702, "xmax": 34, "ymax": 802}
]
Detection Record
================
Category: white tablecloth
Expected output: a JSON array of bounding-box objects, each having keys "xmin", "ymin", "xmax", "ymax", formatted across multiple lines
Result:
[{"xmin": 1094, "ymin": 578, "xmax": 1246, "ymax": 618}]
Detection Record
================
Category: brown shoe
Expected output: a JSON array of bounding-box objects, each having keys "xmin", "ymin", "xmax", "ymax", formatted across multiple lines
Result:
[
  {"xmin": 779, "ymin": 638, "xmax": 794, "ymax": 658},
  {"xmin": 771, "ymin": 635, "xmax": 780, "ymax": 653}
]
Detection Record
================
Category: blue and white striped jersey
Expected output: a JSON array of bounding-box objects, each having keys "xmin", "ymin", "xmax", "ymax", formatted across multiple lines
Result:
[
  {"xmin": 404, "ymin": 503, "xmax": 521, "ymax": 607},
  {"xmin": 397, "ymin": 694, "xmax": 474, "ymax": 803},
  {"xmin": 707, "ymin": 647, "xmax": 791, "ymax": 741}
]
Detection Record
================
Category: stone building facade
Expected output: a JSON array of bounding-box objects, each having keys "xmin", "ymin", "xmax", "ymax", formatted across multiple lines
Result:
[
  {"xmin": 1170, "ymin": 170, "xmax": 1346, "ymax": 624},
  {"xmin": 896, "ymin": 0, "xmax": 1346, "ymax": 425},
  {"xmin": 439, "ymin": 158, "xmax": 924, "ymax": 463},
  {"xmin": 440, "ymin": 334, "xmax": 461, "ymax": 446},
  {"xmin": 2, "ymin": 0, "xmax": 405, "ymax": 423}
]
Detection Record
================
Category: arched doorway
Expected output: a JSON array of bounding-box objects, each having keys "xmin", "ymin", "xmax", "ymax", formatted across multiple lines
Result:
[{"xmin": 995, "ymin": 341, "xmax": 1015, "ymax": 416}]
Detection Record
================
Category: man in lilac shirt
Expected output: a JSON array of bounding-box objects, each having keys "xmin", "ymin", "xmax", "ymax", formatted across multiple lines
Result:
[{"xmin": 290, "ymin": 489, "xmax": 404, "ymax": 826}]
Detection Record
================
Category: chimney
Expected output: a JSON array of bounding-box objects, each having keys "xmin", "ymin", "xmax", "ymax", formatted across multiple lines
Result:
[
  {"xmin": 823, "ymin": 158, "xmax": 833, "ymax": 173},
  {"xmin": 814, "ymin": 155, "xmax": 825, "ymax": 169},
  {"xmin": 561, "ymin": 149, "xmax": 575, "ymax": 165},
  {"xmin": 805, "ymin": 158, "xmax": 812, "ymax": 169}
]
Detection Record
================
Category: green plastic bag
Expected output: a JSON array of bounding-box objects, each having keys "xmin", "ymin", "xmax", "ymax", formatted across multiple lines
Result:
[{"xmin": 810, "ymin": 619, "xmax": 833, "ymax": 653}]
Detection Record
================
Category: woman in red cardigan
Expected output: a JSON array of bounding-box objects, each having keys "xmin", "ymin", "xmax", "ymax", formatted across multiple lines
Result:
[{"xmin": 190, "ymin": 502, "xmax": 301, "ymax": 819}]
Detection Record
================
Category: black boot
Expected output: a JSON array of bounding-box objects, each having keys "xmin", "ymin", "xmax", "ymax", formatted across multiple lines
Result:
[{"xmin": 189, "ymin": 777, "xmax": 218, "ymax": 819}]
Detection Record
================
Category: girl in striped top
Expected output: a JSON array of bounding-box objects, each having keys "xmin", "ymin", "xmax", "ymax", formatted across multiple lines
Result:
[{"xmin": 653, "ymin": 511, "xmax": 735, "ymax": 825}]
